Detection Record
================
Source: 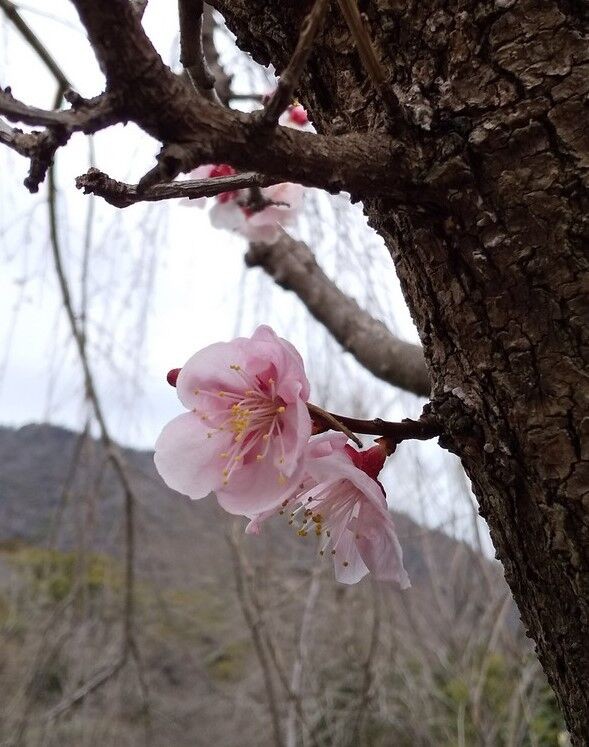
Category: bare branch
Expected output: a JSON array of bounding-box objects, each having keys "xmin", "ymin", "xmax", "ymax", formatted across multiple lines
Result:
[
  {"xmin": 178, "ymin": 0, "xmax": 219, "ymax": 101},
  {"xmin": 257, "ymin": 0, "xmax": 329, "ymax": 128},
  {"xmin": 66, "ymin": 0, "xmax": 432, "ymax": 201},
  {"xmin": 202, "ymin": 5, "xmax": 232, "ymax": 104},
  {"xmin": 0, "ymin": 87, "xmax": 118, "ymax": 191},
  {"xmin": 307, "ymin": 403, "xmax": 363, "ymax": 448},
  {"xmin": 334, "ymin": 0, "xmax": 402, "ymax": 117},
  {"xmin": 0, "ymin": 87, "xmax": 117, "ymax": 131},
  {"xmin": 309, "ymin": 406, "xmax": 440, "ymax": 443},
  {"xmin": 245, "ymin": 232, "xmax": 431, "ymax": 396},
  {"xmin": 131, "ymin": 0, "xmax": 149, "ymax": 18},
  {"xmin": 0, "ymin": 0, "xmax": 71, "ymax": 91},
  {"xmin": 76, "ymin": 166, "xmax": 276, "ymax": 208}
]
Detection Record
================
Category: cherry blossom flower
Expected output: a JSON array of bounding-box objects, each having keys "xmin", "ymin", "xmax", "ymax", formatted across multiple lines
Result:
[
  {"xmin": 265, "ymin": 433, "xmax": 410, "ymax": 587},
  {"xmin": 185, "ymin": 162, "xmax": 303, "ymax": 244},
  {"xmin": 154, "ymin": 325, "xmax": 312, "ymax": 516},
  {"xmin": 210, "ymin": 180, "xmax": 304, "ymax": 245}
]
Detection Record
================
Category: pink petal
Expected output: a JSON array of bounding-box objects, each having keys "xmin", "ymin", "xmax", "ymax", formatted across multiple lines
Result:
[
  {"xmin": 154, "ymin": 412, "xmax": 233, "ymax": 499},
  {"xmin": 216, "ymin": 454, "xmax": 303, "ymax": 516},
  {"xmin": 176, "ymin": 339, "xmax": 248, "ymax": 410},
  {"xmin": 355, "ymin": 500, "xmax": 410, "ymax": 588},
  {"xmin": 276, "ymin": 397, "xmax": 312, "ymax": 476},
  {"xmin": 332, "ymin": 530, "xmax": 369, "ymax": 584},
  {"xmin": 210, "ymin": 201, "xmax": 246, "ymax": 231}
]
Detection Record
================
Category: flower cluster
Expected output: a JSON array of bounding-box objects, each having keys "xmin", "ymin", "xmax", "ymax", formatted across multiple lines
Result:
[
  {"xmin": 155, "ymin": 326, "xmax": 409, "ymax": 588},
  {"xmin": 184, "ymin": 104, "xmax": 310, "ymax": 245}
]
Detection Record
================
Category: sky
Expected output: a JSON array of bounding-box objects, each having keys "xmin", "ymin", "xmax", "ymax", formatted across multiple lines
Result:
[{"xmin": 0, "ymin": 1, "xmax": 492, "ymax": 551}]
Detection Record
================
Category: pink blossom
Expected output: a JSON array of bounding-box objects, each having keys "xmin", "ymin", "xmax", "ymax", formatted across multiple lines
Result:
[
  {"xmin": 185, "ymin": 163, "xmax": 303, "ymax": 245},
  {"xmin": 279, "ymin": 104, "xmax": 311, "ymax": 129},
  {"xmin": 278, "ymin": 433, "xmax": 410, "ymax": 587},
  {"xmin": 154, "ymin": 326, "xmax": 312, "ymax": 517},
  {"xmin": 209, "ymin": 181, "xmax": 303, "ymax": 244}
]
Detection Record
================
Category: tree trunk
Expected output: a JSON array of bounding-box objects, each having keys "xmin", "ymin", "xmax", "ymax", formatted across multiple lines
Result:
[{"xmin": 211, "ymin": 0, "xmax": 589, "ymax": 740}]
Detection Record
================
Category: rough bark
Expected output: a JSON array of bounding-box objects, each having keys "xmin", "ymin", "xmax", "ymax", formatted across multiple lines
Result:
[{"xmin": 211, "ymin": 0, "xmax": 589, "ymax": 741}]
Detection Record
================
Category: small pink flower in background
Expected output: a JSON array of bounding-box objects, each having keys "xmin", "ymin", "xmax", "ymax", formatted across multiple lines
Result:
[
  {"xmin": 185, "ymin": 163, "xmax": 304, "ymax": 245},
  {"xmin": 280, "ymin": 103, "xmax": 311, "ymax": 129},
  {"xmin": 154, "ymin": 326, "xmax": 312, "ymax": 517},
  {"xmin": 273, "ymin": 433, "xmax": 410, "ymax": 587}
]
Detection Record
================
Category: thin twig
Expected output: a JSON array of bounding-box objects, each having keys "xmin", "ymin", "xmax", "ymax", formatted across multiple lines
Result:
[
  {"xmin": 307, "ymin": 403, "xmax": 363, "ymax": 448},
  {"xmin": 76, "ymin": 166, "xmax": 276, "ymax": 208},
  {"xmin": 45, "ymin": 121, "xmax": 146, "ymax": 720},
  {"xmin": 351, "ymin": 582, "xmax": 381, "ymax": 743},
  {"xmin": 178, "ymin": 0, "xmax": 219, "ymax": 101},
  {"xmin": 227, "ymin": 525, "xmax": 285, "ymax": 747},
  {"xmin": 46, "ymin": 656, "xmax": 127, "ymax": 720},
  {"xmin": 335, "ymin": 0, "xmax": 402, "ymax": 116},
  {"xmin": 308, "ymin": 403, "xmax": 440, "ymax": 443},
  {"xmin": 0, "ymin": 0, "xmax": 71, "ymax": 90},
  {"xmin": 257, "ymin": 0, "xmax": 329, "ymax": 128},
  {"xmin": 286, "ymin": 567, "xmax": 322, "ymax": 747}
]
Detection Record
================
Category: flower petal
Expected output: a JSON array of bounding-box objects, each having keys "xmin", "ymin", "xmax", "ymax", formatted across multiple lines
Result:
[
  {"xmin": 332, "ymin": 530, "xmax": 369, "ymax": 584},
  {"xmin": 176, "ymin": 339, "xmax": 248, "ymax": 410},
  {"xmin": 154, "ymin": 412, "xmax": 232, "ymax": 499},
  {"xmin": 355, "ymin": 500, "xmax": 410, "ymax": 589},
  {"xmin": 217, "ymin": 454, "xmax": 302, "ymax": 516}
]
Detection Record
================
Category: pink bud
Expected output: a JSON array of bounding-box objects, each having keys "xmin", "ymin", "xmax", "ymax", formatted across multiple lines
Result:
[
  {"xmin": 167, "ymin": 368, "xmax": 181, "ymax": 387},
  {"xmin": 288, "ymin": 105, "xmax": 309, "ymax": 126}
]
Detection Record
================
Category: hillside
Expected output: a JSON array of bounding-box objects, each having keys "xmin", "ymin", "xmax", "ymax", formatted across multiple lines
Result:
[{"xmin": 0, "ymin": 424, "xmax": 562, "ymax": 747}]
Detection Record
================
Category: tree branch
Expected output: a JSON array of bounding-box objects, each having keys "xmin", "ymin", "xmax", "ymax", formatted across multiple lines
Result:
[
  {"xmin": 0, "ymin": 87, "xmax": 119, "ymax": 191},
  {"xmin": 202, "ymin": 5, "xmax": 232, "ymax": 104},
  {"xmin": 0, "ymin": 0, "xmax": 71, "ymax": 91},
  {"xmin": 64, "ymin": 0, "xmax": 430, "ymax": 202},
  {"xmin": 75, "ymin": 166, "xmax": 276, "ymax": 208},
  {"xmin": 257, "ymin": 0, "xmax": 329, "ymax": 128},
  {"xmin": 178, "ymin": 0, "xmax": 219, "ymax": 101},
  {"xmin": 308, "ymin": 404, "xmax": 440, "ymax": 443},
  {"xmin": 245, "ymin": 232, "xmax": 431, "ymax": 397}
]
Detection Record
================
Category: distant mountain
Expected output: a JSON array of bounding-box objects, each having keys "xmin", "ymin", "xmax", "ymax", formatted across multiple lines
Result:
[{"xmin": 0, "ymin": 423, "xmax": 490, "ymax": 586}]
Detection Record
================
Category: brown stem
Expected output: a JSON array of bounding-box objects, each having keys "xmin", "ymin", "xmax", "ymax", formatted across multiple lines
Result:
[
  {"xmin": 307, "ymin": 403, "xmax": 363, "ymax": 448},
  {"xmin": 308, "ymin": 403, "xmax": 441, "ymax": 444},
  {"xmin": 76, "ymin": 167, "xmax": 276, "ymax": 208}
]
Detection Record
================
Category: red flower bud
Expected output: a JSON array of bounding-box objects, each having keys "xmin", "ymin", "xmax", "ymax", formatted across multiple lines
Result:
[
  {"xmin": 167, "ymin": 368, "xmax": 181, "ymax": 387},
  {"xmin": 209, "ymin": 164, "xmax": 236, "ymax": 178},
  {"xmin": 344, "ymin": 443, "xmax": 387, "ymax": 480},
  {"xmin": 288, "ymin": 105, "xmax": 309, "ymax": 125}
]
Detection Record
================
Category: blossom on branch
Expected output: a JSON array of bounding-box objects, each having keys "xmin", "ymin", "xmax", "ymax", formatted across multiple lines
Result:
[
  {"xmin": 186, "ymin": 163, "xmax": 304, "ymax": 245},
  {"xmin": 154, "ymin": 325, "xmax": 312, "ymax": 516},
  {"xmin": 249, "ymin": 433, "xmax": 410, "ymax": 587},
  {"xmin": 156, "ymin": 324, "xmax": 409, "ymax": 588},
  {"xmin": 292, "ymin": 434, "xmax": 409, "ymax": 586}
]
